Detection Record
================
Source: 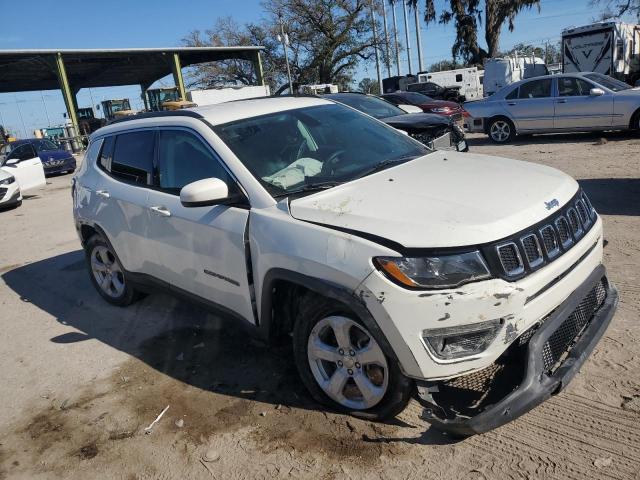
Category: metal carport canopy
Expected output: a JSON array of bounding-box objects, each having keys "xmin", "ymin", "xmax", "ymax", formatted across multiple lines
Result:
[{"xmin": 0, "ymin": 46, "xmax": 265, "ymax": 92}]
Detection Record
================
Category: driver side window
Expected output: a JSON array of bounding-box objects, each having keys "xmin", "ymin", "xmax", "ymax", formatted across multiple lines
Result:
[
  {"xmin": 157, "ymin": 129, "xmax": 232, "ymax": 194},
  {"xmin": 8, "ymin": 144, "xmax": 36, "ymax": 162}
]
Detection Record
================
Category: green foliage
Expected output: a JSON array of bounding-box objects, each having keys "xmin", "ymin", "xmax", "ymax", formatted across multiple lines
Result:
[{"xmin": 358, "ymin": 77, "xmax": 381, "ymax": 94}]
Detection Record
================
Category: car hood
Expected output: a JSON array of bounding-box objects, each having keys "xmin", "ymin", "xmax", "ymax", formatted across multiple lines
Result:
[
  {"xmin": 38, "ymin": 150, "xmax": 72, "ymax": 162},
  {"xmin": 289, "ymin": 151, "xmax": 579, "ymax": 249},
  {"xmin": 0, "ymin": 168, "xmax": 13, "ymax": 181},
  {"xmin": 381, "ymin": 113, "xmax": 451, "ymax": 129}
]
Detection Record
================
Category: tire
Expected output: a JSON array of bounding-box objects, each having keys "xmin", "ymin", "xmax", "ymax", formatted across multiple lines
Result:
[
  {"xmin": 488, "ymin": 117, "xmax": 516, "ymax": 143},
  {"xmin": 292, "ymin": 292, "xmax": 413, "ymax": 421},
  {"xmin": 85, "ymin": 234, "xmax": 140, "ymax": 307}
]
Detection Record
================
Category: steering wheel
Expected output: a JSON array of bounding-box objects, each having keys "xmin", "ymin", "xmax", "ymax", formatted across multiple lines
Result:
[{"xmin": 320, "ymin": 149, "xmax": 346, "ymax": 177}]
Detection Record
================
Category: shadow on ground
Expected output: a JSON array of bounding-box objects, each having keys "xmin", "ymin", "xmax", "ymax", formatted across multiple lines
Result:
[{"xmin": 579, "ymin": 178, "xmax": 640, "ymax": 216}]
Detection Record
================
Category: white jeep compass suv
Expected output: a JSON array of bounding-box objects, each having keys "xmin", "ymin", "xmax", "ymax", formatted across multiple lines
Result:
[{"xmin": 73, "ymin": 97, "xmax": 618, "ymax": 436}]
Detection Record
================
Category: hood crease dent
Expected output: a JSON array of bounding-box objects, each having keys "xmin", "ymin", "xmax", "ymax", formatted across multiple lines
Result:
[{"xmin": 289, "ymin": 151, "xmax": 578, "ymax": 249}]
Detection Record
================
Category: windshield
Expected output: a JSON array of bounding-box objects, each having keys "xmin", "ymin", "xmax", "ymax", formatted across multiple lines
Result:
[
  {"xmin": 214, "ymin": 104, "xmax": 429, "ymax": 196},
  {"xmin": 32, "ymin": 139, "xmax": 59, "ymax": 152},
  {"xmin": 324, "ymin": 94, "xmax": 405, "ymax": 119},
  {"xmin": 395, "ymin": 92, "xmax": 433, "ymax": 104},
  {"xmin": 584, "ymin": 73, "xmax": 631, "ymax": 92}
]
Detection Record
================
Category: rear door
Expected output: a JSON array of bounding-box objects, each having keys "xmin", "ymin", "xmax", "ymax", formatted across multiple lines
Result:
[
  {"xmin": 504, "ymin": 78, "xmax": 555, "ymax": 132},
  {"xmin": 1, "ymin": 143, "xmax": 46, "ymax": 192},
  {"xmin": 93, "ymin": 130, "xmax": 154, "ymax": 274},
  {"xmin": 554, "ymin": 76, "xmax": 614, "ymax": 129},
  {"xmin": 145, "ymin": 128, "xmax": 255, "ymax": 324}
]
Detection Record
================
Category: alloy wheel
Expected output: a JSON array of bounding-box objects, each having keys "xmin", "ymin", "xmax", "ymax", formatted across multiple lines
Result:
[
  {"xmin": 91, "ymin": 245, "xmax": 125, "ymax": 298},
  {"xmin": 490, "ymin": 120, "xmax": 511, "ymax": 142},
  {"xmin": 307, "ymin": 316, "xmax": 389, "ymax": 410}
]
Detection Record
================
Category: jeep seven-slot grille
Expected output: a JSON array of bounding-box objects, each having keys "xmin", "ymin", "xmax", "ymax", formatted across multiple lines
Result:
[
  {"xmin": 541, "ymin": 278, "xmax": 608, "ymax": 372},
  {"xmin": 491, "ymin": 190, "xmax": 596, "ymax": 280}
]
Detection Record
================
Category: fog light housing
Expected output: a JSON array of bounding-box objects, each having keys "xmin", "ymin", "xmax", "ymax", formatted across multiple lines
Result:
[{"xmin": 422, "ymin": 319, "xmax": 503, "ymax": 360}]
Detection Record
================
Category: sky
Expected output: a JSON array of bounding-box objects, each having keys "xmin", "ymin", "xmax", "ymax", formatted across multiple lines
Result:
[{"xmin": 0, "ymin": 0, "xmax": 632, "ymax": 137}]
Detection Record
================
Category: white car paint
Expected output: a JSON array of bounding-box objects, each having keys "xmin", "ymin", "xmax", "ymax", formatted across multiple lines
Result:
[
  {"xmin": 73, "ymin": 96, "xmax": 608, "ymax": 386},
  {"xmin": 0, "ymin": 169, "xmax": 21, "ymax": 207},
  {"xmin": 0, "ymin": 151, "xmax": 46, "ymax": 208}
]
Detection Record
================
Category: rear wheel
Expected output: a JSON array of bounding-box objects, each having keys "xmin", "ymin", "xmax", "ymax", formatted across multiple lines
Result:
[
  {"xmin": 293, "ymin": 293, "xmax": 413, "ymax": 420},
  {"xmin": 85, "ymin": 234, "xmax": 140, "ymax": 306},
  {"xmin": 488, "ymin": 117, "xmax": 516, "ymax": 143}
]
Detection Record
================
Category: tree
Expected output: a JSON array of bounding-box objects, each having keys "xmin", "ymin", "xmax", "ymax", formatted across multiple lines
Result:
[
  {"xmin": 414, "ymin": 0, "xmax": 541, "ymax": 64},
  {"xmin": 263, "ymin": 0, "xmax": 381, "ymax": 88},
  {"xmin": 592, "ymin": 0, "xmax": 640, "ymax": 19},
  {"xmin": 182, "ymin": 17, "xmax": 286, "ymax": 91},
  {"xmin": 427, "ymin": 59, "xmax": 464, "ymax": 71},
  {"xmin": 358, "ymin": 77, "xmax": 381, "ymax": 94}
]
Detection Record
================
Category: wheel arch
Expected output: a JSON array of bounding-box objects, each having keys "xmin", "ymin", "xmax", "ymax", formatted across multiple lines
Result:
[{"xmin": 629, "ymin": 107, "xmax": 640, "ymax": 130}]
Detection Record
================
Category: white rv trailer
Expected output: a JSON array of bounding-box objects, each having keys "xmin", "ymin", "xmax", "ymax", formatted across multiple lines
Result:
[
  {"xmin": 562, "ymin": 21, "xmax": 640, "ymax": 85},
  {"xmin": 416, "ymin": 67, "xmax": 484, "ymax": 100},
  {"xmin": 483, "ymin": 55, "xmax": 548, "ymax": 97}
]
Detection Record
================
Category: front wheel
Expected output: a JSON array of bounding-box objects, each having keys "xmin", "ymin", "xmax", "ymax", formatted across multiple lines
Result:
[
  {"xmin": 488, "ymin": 117, "xmax": 516, "ymax": 143},
  {"xmin": 293, "ymin": 293, "xmax": 413, "ymax": 420}
]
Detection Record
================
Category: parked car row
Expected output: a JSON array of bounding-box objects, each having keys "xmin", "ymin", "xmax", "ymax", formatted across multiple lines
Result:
[
  {"xmin": 464, "ymin": 72, "xmax": 640, "ymax": 143},
  {"xmin": 0, "ymin": 138, "xmax": 76, "ymax": 209}
]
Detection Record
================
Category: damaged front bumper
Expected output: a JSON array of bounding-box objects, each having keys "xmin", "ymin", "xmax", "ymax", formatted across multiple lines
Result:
[{"xmin": 416, "ymin": 264, "xmax": 618, "ymax": 436}]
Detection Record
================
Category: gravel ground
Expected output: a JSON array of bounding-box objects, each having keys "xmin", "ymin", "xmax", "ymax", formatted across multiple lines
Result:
[{"xmin": 0, "ymin": 131, "xmax": 639, "ymax": 480}]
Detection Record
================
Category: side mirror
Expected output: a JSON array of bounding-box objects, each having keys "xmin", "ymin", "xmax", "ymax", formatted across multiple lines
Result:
[
  {"xmin": 5, "ymin": 158, "xmax": 18, "ymax": 166},
  {"xmin": 589, "ymin": 88, "xmax": 605, "ymax": 96},
  {"xmin": 180, "ymin": 177, "xmax": 230, "ymax": 207}
]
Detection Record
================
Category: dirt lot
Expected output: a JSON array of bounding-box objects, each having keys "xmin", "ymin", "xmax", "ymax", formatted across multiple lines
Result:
[{"xmin": 0, "ymin": 131, "xmax": 639, "ymax": 480}]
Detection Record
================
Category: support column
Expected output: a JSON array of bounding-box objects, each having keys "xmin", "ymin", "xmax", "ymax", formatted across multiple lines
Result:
[
  {"xmin": 171, "ymin": 53, "xmax": 186, "ymax": 100},
  {"xmin": 54, "ymin": 53, "xmax": 79, "ymax": 136},
  {"xmin": 253, "ymin": 51, "xmax": 265, "ymax": 87},
  {"xmin": 140, "ymin": 84, "xmax": 150, "ymax": 111}
]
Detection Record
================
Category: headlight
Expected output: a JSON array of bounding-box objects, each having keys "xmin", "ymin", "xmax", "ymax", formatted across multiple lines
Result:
[
  {"xmin": 430, "ymin": 107, "xmax": 452, "ymax": 113},
  {"xmin": 374, "ymin": 251, "xmax": 491, "ymax": 289},
  {"xmin": 0, "ymin": 176, "xmax": 15, "ymax": 185}
]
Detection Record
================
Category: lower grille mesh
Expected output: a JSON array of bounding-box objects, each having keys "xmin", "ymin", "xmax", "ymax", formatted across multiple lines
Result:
[{"xmin": 541, "ymin": 279, "xmax": 608, "ymax": 373}]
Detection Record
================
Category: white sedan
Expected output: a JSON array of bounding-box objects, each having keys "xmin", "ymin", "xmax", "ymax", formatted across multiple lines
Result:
[{"xmin": 0, "ymin": 143, "xmax": 46, "ymax": 208}]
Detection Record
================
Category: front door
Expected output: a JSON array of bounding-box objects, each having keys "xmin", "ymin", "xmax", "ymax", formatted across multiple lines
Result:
[
  {"xmin": 554, "ymin": 77, "xmax": 614, "ymax": 129},
  {"xmin": 504, "ymin": 78, "xmax": 555, "ymax": 132},
  {"xmin": 1, "ymin": 143, "xmax": 46, "ymax": 192},
  {"xmin": 146, "ymin": 128, "xmax": 255, "ymax": 324}
]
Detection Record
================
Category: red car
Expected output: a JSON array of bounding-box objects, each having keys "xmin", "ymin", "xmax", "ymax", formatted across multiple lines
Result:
[{"xmin": 381, "ymin": 91, "xmax": 468, "ymax": 123}]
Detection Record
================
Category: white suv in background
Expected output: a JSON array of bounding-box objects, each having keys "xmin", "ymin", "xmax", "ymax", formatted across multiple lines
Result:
[{"xmin": 73, "ymin": 97, "xmax": 618, "ymax": 436}]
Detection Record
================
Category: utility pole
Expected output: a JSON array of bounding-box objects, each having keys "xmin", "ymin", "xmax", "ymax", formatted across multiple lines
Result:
[
  {"xmin": 402, "ymin": 0, "xmax": 412, "ymax": 74},
  {"xmin": 370, "ymin": 0, "xmax": 383, "ymax": 93},
  {"xmin": 278, "ymin": 11, "xmax": 293, "ymax": 94},
  {"xmin": 381, "ymin": 0, "xmax": 392, "ymax": 78},
  {"xmin": 14, "ymin": 97, "xmax": 27, "ymax": 138},
  {"xmin": 390, "ymin": 0, "xmax": 401, "ymax": 76},
  {"xmin": 40, "ymin": 91, "xmax": 51, "ymax": 127},
  {"xmin": 413, "ymin": 2, "xmax": 424, "ymax": 72}
]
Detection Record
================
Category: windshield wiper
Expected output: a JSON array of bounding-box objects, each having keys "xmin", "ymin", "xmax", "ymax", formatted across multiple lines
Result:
[
  {"xmin": 356, "ymin": 155, "xmax": 418, "ymax": 179},
  {"xmin": 274, "ymin": 181, "xmax": 342, "ymax": 198}
]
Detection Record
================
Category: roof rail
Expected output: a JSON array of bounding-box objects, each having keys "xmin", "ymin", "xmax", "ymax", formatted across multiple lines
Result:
[{"xmin": 107, "ymin": 110, "xmax": 203, "ymax": 125}]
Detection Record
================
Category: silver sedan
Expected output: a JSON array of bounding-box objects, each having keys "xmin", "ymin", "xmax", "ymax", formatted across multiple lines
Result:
[{"xmin": 464, "ymin": 72, "xmax": 640, "ymax": 143}]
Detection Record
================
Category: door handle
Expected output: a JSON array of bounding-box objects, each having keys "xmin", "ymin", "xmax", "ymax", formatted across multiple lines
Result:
[
  {"xmin": 556, "ymin": 99, "xmax": 567, "ymax": 103},
  {"xmin": 150, "ymin": 205, "xmax": 171, "ymax": 217},
  {"xmin": 96, "ymin": 190, "xmax": 110, "ymax": 199},
  {"xmin": 507, "ymin": 102, "xmax": 516, "ymax": 106}
]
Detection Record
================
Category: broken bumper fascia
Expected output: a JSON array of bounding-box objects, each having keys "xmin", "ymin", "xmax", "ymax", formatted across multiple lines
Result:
[{"xmin": 417, "ymin": 264, "xmax": 618, "ymax": 436}]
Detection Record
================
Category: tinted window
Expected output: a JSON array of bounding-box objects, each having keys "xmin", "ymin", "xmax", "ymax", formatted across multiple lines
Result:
[
  {"xmin": 397, "ymin": 92, "xmax": 433, "ymax": 104},
  {"xmin": 33, "ymin": 139, "xmax": 59, "ymax": 151},
  {"xmin": 325, "ymin": 94, "xmax": 404, "ymax": 119},
  {"xmin": 558, "ymin": 77, "xmax": 593, "ymax": 96},
  {"xmin": 518, "ymin": 79, "xmax": 552, "ymax": 99},
  {"xmin": 8, "ymin": 144, "xmax": 36, "ymax": 161},
  {"xmin": 99, "ymin": 135, "xmax": 115, "ymax": 170},
  {"xmin": 110, "ymin": 131, "xmax": 154, "ymax": 185},
  {"xmin": 157, "ymin": 130, "xmax": 231, "ymax": 193},
  {"xmin": 505, "ymin": 87, "xmax": 519, "ymax": 100}
]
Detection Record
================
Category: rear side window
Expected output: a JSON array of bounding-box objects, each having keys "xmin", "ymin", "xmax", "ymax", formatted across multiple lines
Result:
[
  {"xmin": 157, "ymin": 130, "xmax": 232, "ymax": 193},
  {"xmin": 518, "ymin": 79, "xmax": 552, "ymax": 99},
  {"xmin": 99, "ymin": 136, "xmax": 115, "ymax": 170},
  {"xmin": 110, "ymin": 131, "xmax": 155, "ymax": 185}
]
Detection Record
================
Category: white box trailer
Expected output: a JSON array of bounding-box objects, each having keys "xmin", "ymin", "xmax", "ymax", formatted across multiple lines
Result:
[
  {"xmin": 187, "ymin": 85, "xmax": 271, "ymax": 106},
  {"xmin": 417, "ymin": 67, "xmax": 484, "ymax": 100},
  {"xmin": 562, "ymin": 21, "xmax": 640, "ymax": 85},
  {"xmin": 483, "ymin": 55, "xmax": 548, "ymax": 97}
]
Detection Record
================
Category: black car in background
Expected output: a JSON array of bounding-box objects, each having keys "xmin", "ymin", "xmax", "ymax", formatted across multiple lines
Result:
[
  {"xmin": 323, "ymin": 92, "xmax": 468, "ymax": 152},
  {"xmin": 406, "ymin": 81, "xmax": 464, "ymax": 102}
]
